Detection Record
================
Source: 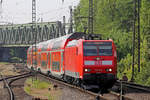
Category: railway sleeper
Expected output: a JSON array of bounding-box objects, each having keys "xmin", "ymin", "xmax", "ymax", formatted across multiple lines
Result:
[{"xmin": 10, "ymin": 84, "xmax": 24, "ymax": 88}]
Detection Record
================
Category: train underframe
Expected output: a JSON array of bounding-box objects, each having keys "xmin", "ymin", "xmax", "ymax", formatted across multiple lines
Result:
[
  {"xmin": 82, "ymin": 73, "xmax": 116, "ymax": 90},
  {"xmin": 63, "ymin": 73, "xmax": 116, "ymax": 90}
]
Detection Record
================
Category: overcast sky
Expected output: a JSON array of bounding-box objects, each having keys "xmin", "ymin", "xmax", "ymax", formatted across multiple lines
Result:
[{"xmin": 0, "ymin": 0, "xmax": 80, "ymax": 24}]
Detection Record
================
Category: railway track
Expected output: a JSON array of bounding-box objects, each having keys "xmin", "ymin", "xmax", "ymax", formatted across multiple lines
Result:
[
  {"xmin": 110, "ymin": 80, "xmax": 150, "ymax": 100},
  {"xmin": 0, "ymin": 73, "xmax": 15, "ymax": 100},
  {"xmin": 0, "ymin": 72, "xmax": 31, "ymax": 82},
  {"xmin": 1, "ymin": 63, "xmax": 149, "ymax": 100},
  {"xmin": 38, "ymin": 73, "xmax": 134, "ymax": 100},
  {"xmin": 115, "ymin": 80, "xmax": 150, "ymax": 93},
  {"xmin": 0, "ymin": 72, "xmax": 32, "ymax": 100}
]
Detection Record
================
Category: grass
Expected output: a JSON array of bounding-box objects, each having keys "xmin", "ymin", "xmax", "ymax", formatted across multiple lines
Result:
[
  {"xmin": 24, "ymin": 86, "xmax": 31, "ymax": 94},
  {"xmin": 24, "ymin": 78, "xmax": 61, "ymax": 100},
  {"xmin": 0, "ymin": 62, "xmax": 9, "ymax": 64},
  {"xmin": 25, "ymin": 78, "xmax": 50, "ymax": 89}
]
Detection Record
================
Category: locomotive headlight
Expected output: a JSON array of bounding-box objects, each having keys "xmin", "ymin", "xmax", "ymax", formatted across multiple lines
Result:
[
  {"xmin": 85, "ymin": 69, "xmax": 88, "ymax": 72},
  {"xmin": 106, "ymin": 68, "xmax": 112, "ymax": 72},
  {"xmin": 109, "ymin": 69, "xmax": 112, "ymax": 72},
  {"xmin": 84, "ymin": 69, "xmax": 91, "ymax": 72}
]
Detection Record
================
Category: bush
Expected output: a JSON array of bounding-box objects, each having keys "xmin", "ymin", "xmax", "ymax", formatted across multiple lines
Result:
[{"xmin": 10, "ymin": 57, "xmax": 22, "ymax": 63}]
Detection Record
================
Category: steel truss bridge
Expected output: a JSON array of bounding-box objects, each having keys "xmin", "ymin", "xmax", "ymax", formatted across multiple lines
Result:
[{"xmin": 0, "ymin": 21, "xmax": 70, "ymax": 47}]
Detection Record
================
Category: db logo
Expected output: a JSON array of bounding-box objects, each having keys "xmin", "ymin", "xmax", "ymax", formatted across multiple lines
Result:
[{"xmin": 95, "ymin": 61, "xmax": 102, "ymax": 65}]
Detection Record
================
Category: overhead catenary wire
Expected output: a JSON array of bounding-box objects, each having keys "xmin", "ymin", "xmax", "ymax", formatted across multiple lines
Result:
[
  {"xmin": 0, "ymin": 0, "xmax": 79, "ymax": 24},
  {"xmin": 2, "ymin": 4, "xmax": 70, "ymax": 24}
]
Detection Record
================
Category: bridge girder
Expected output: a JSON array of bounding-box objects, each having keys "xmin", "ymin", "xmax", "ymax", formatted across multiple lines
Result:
[{"xmin": 0, "ymin": 21, "xmax": 66, "ymax": 46}]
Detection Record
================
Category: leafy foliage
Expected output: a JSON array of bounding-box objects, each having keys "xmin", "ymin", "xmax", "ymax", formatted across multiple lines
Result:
[
  {"xmin": 10, "ymin": 57, "xmax": 21, "ymax": 63},
  {"xmin": 9, "ymin": 48, "xmax": 27, "ymax": 63}
]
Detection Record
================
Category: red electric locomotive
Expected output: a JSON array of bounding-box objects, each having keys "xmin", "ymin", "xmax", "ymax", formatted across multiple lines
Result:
[{"xmin": 27, "ymin": 32, "xmax": 117, "ymax": 89}]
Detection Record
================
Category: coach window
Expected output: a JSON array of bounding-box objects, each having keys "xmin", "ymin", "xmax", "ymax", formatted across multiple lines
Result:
[
  {"xmin": 52, "ymin": 61, "xmax": 60, "ymax": 71},
  {"xmin": 33, "ymin": 57, "xmax": 37, "ymax": 65},
  {"xmin": 33, "ymin": 60, "xmax": 36, "ymax": 65},
  {"xmin": 52, "ymin": 53, "xmax": 60, "ymax": 71},
  {"xmin": 38, "ymin": 54, "xmax": 41, "ymax": 65},
  {"xmin": 41, "ymin": 60, "xmax": 47, "ymax": 68}
]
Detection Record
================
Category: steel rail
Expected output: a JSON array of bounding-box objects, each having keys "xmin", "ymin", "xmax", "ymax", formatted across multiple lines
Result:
[
  {"xmin": 110, "ymin": 91, "xmax": 133, "ymax": 100},
  {"xmin": 116, "ymin": 80, "xmax": 150, "ymax": 92},
  {"xmin": 8, "ymin": 73, "xmax": 32, "ymax": 85},
  {"xmin": 0, "ymin": 72, "xmax": 31, "ymax": 82},
  {"xmin": 0, "ymin": 72, "xmax": 32, "ymax": 100},
  {"xmin": 0, "ymin": 73, "xmax": 15, "ymax": 100}
]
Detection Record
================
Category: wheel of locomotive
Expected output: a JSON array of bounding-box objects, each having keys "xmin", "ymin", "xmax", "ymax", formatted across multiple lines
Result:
[
  {"xmin": 63, "ymin": 75, "xmax": 67, "ymax": 82},
  {"xmin": 80, "ymin": 82, "xmax": 86, "ymax": 89},
  {"xmin": 47, "ymin": 71, "xmax": 51, "ymax": 76},
  {"xmin": 37, "ymin": 68, "xmax": 41, "ymax": 73},
  {"xmin": 64, "ymin": 75, "xmax": 70, "ymax": 83},
  {"xmin": 63, "ymin": 75, "xmax": 74, "ymax": 84},
  {"xmin": 70, "ymin": 77, "xmax": 74, "ymax": 84},
  {"xmin": 73, "ymin": 78, "xmax": 81, "ymax": 86}
]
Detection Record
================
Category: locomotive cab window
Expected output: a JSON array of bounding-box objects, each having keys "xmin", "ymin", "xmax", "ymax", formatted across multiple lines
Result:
[
  {"xmin": 83, "ymin": 42, "xmax": 112, "ymax": 56},
  {"xmin": 99, "ymin": 45, "xmax": 112, "ymax": 56},
  {"xmin": 84, "ymin": 46, "xmax": 97, "ymax": 56}
]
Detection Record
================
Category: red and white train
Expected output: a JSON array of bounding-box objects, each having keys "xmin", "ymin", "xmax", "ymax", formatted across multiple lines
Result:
[{"xmin": 27, "ymin": 32, "xmax": 117, "ymax": 89}]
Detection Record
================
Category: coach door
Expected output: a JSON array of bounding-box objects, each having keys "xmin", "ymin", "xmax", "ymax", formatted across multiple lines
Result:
[
  {"xmin": 51, "ymin": 50, "xmax": 64, "ymax": 77},
  {"xmin": 60, "ymin": 51, "xmax": 64, "ymax": 74},
  {"xmin": 47, "ymin": 52, "xmax": 51, "ymax": 72}
]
